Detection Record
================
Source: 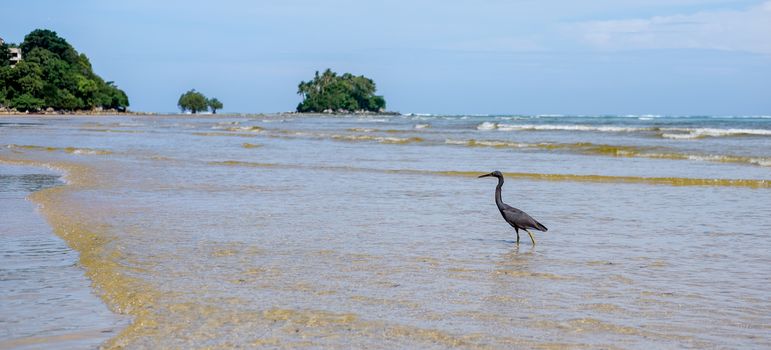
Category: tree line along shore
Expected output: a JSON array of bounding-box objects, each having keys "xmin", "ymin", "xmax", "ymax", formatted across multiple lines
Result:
[{"xmin": 2, "ymin": 29, "xmax": 390, "ymax": 116}]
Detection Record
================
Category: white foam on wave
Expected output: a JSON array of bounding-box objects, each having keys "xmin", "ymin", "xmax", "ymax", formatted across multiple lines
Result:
[
  {"xmin": 494, "ymin": 124, "xmax": 645, "ymax": 133},
  {"xmin": 414, "ymin": 124, "xmax": 430, "ymax": 129},
  {"xmin": 224, "ymin": 126, "xmax": 263, "ymax": 132},
  {"xmin": 357, "ymin": 118, "xmax": 389, "ymax": 123},
  {"xmin": 445, "ymin": 139, "xmax": 530, "ymax": 148},
  {"xmin": 475, "ymin": 122, "xmax": 771, "ymax": 138},
  {"xmin": 660, "ymin": 127, "xmax": 771, "ymax": 139},
  {"xmin": 660, "ymin": 133, "xmax": 697, "ymax": 140},
  {"xmin": 476, "ymin": 122, "xmax": 497, "ymax": 130},
  {"xmin": 750, "ymin": 158, "xmax": 771, "ymax": 167},
  {"xmin": 330, "ymin": 134, "xmax": 422, "ymax": 144},
  {"xmin": 347, "ymin": 128, "xmax": 376, "ymax": 132},
  {"xmin": 444, "ymin": 139, "xmax": 468, "ymax": 145},
  {"xmin": 69, "ymin": 149, "xmax": 102, "ymax": 155},
  {"xmin": 681, "ymin": 154, "xmax": 771, "ymax": 167},
  {"xmin": 622, "ymin": 114, "xmax": 661, "ymax": 119}
]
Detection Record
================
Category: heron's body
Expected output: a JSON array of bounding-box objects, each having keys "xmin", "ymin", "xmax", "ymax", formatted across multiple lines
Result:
[{"xmin": 480, "ymin": 171, "xmax": 547, "ymax": 244}]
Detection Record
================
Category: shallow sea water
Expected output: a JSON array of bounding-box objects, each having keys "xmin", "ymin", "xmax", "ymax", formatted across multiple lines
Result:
[
  {"xmin": 0, "ymin": 164, "xmax": 126, "ymax": 349},
  {"xmin": 0, "ymin": 115, "xmax": 769, "ymax": 349}
]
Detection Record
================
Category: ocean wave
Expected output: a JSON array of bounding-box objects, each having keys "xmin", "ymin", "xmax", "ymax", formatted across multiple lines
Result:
[
  {"xmin": 750, "ymin": 158, "xmax": 771, "ymax": 167},
  {"xmin": 430, "ymin": 171, "xmax": 769, "ymax": 188},
  {"xmin": 445, "ymin": 139, "xmax": 530, "ymax": 148},
  {"xmin": 356, "ymin": 118, "xmax": 389, "ymax": 123},
  {"xmin": 345, "ymin": 128, "xmax": 413, "ymax": 134},
  {"xmin": 250, "ymin": 129, "xmax": 430, "ymax": 145},
  {"xmin": 679, "ymin": 154, "xmax": 771, "ymax": 167},
  {"xmin": 660, "ymin": 133, "xmax": 698, "ymax": 140},
  {"xmin": 208, "ymin": 160, "xmax": 770, "ymax": 188},
  {"xmin": 658, "ymin": 128, "xmax": 771, "ymax": 139},
  {"xmin": 212, "ymin": 121, "xmax": 240, "ymax": 128},
  {"xmin": 212, "ymin": 126, "xmax": 264, "ymax": 132},
  {"xmin": 414, "ymin": 124, "xmax": 430, "ymax": 129},
  {"xmin": 5, "ymin": 144, "xmax": 112, "ymax": 155},
  {"xmin": 192, "ymin": 132, "xmax": 258, "ymax": 137},
  {"xmin": 443, "ymin": 139, "xmax": 771, "ymax": 167},
  {"xmin": 346, "ymin": 128, "xmax": 375, "ymax": 133},
  {"xmin": 79, "ymin": 128, "xmax": 145, "ymax": 133},
  {"xmin": 621, "ymin": 114, "xmax": 662, "ymax": 119},
  {"xmin": 447, "ymin": 139, "xmax": 652, "ymax": 156},
  {"xmin": 331, "ymin": 135, "xmax": 424, "ymax": 144},
  {"xmin": 476, "ymin": 122, "xmax": 497, "ymax": 130},
  {"xmin": 477, "ymin": 123, "xmax": 648, "ymax": 133},
  {"xmin": 209, "ymin": 160, "xmax": 278, "ymax": 167},
  {"xmin": 475, "ymin": 122, "xmax": 771, "ymax": 138},
  {"xmin": 498, "ymin": 124, "xmax": 646, "ymax": 132}
]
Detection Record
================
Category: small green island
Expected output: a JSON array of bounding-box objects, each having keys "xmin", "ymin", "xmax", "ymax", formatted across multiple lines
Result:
[
  {"xmin": 296, "ymin": 69, "xmax": 386, "ymax": 113},
  {"xmin": 0, "ymin": 29, "xmax": 129, "ymax": 113}
]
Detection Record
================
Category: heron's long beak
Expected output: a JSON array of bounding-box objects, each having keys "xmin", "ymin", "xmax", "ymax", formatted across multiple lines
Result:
[{"xmin": 478, "ymin": 173, "xmax": 493, "ymax": 178}]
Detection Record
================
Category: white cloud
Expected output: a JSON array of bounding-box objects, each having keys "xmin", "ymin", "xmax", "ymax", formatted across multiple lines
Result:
[{"xmin": 572, "ymin": 1, "xmax": 771, "ymax": 54}]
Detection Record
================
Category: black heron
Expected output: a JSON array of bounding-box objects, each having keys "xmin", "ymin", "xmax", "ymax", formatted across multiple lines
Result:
[{"xmin": 479, "ymin": 171, "xmax": 548, "ymax": 245}]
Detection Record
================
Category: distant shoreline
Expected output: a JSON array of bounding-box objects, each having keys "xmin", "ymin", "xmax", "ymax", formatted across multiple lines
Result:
[
  {"xmin": 0, "ymin": 111, "xmax": 403, "ymax": 117},
  {"xmin": 0, "ymin": 110, "xmax": 156, "ymax": 117}
]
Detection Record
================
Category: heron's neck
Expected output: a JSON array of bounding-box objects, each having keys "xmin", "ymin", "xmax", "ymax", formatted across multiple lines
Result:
[{"xmin": 494, "ymin": 177, "xmax": 504, "ymax": 207}]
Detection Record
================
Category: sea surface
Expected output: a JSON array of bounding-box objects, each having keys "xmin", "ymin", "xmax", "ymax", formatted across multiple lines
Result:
[
  {"xmin": 0, "ymin": 114, "xmax": 769, "ymax": 349},
  {"xmin": 0, "ymin": 163, "xmax": 126, "ymax": 349}
]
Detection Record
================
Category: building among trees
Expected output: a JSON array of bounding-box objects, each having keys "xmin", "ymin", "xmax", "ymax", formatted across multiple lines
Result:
[
  {"xmin": 0, "ymin": 37, "xmax": 22, "ymax": 66},
  {"xmin": 0, "ymin": 30, "xmax": 129, "ymax": 112}
]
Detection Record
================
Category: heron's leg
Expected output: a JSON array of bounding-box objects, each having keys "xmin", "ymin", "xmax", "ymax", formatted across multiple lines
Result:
[
  {"xmin": 525, "ymin": 229, "xmax": 536, "ymax": 245},
  {"xmin": 515, "ymin": 228, "xmax": 520, "ymax": 244}
]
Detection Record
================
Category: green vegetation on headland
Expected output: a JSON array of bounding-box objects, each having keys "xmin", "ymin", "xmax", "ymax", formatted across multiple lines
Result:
[
  {"xmin": 177, "ymin": 89, "xmax": 223, "ymax": 114},
  {"xmin": 0, "ymin": 41, "xmax": 14, "ymax": 66},
  {"xmin": 297, "ymin": 69, "xmax": 385, "ymax": 113},
  {"xmin": 0, "ymin": 29, "xmax": 129, "ymax": 113}
]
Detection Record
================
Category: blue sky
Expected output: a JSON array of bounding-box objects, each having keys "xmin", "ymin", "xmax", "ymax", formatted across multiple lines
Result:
[{"xmin": 3, "ymin": 0, "xmax": 770, "ymax": 115}]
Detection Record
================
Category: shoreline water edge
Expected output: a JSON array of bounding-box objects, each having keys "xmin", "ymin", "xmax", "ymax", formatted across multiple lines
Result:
[{"xmin": 0, "ymin": 161, "xmax": 129, "ymax": 349}]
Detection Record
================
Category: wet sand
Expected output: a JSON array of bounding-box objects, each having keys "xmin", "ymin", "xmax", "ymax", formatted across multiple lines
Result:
[{"xmin": 0, "ymin": 164, "xmax": 127, "ymax": 350}]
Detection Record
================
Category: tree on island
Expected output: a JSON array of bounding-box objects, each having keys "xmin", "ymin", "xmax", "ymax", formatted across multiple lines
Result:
[
  {"xmin": 296, "ymin": 69, "xmax": 385, "ymax": 113},
  {"xmin": 177, "ymin": 89, "xmax": 222, "ymax": 114},
  {"xmin": 0, "ymin": 29, "xmax": 129, "ymax": 112},
  {"xmin": 178, "ymin": 89, "xmax": 208, "ymax": 114},
  {"xmin": 208, "ymin": 97, "xmax": 223, "ymax": 114}
]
